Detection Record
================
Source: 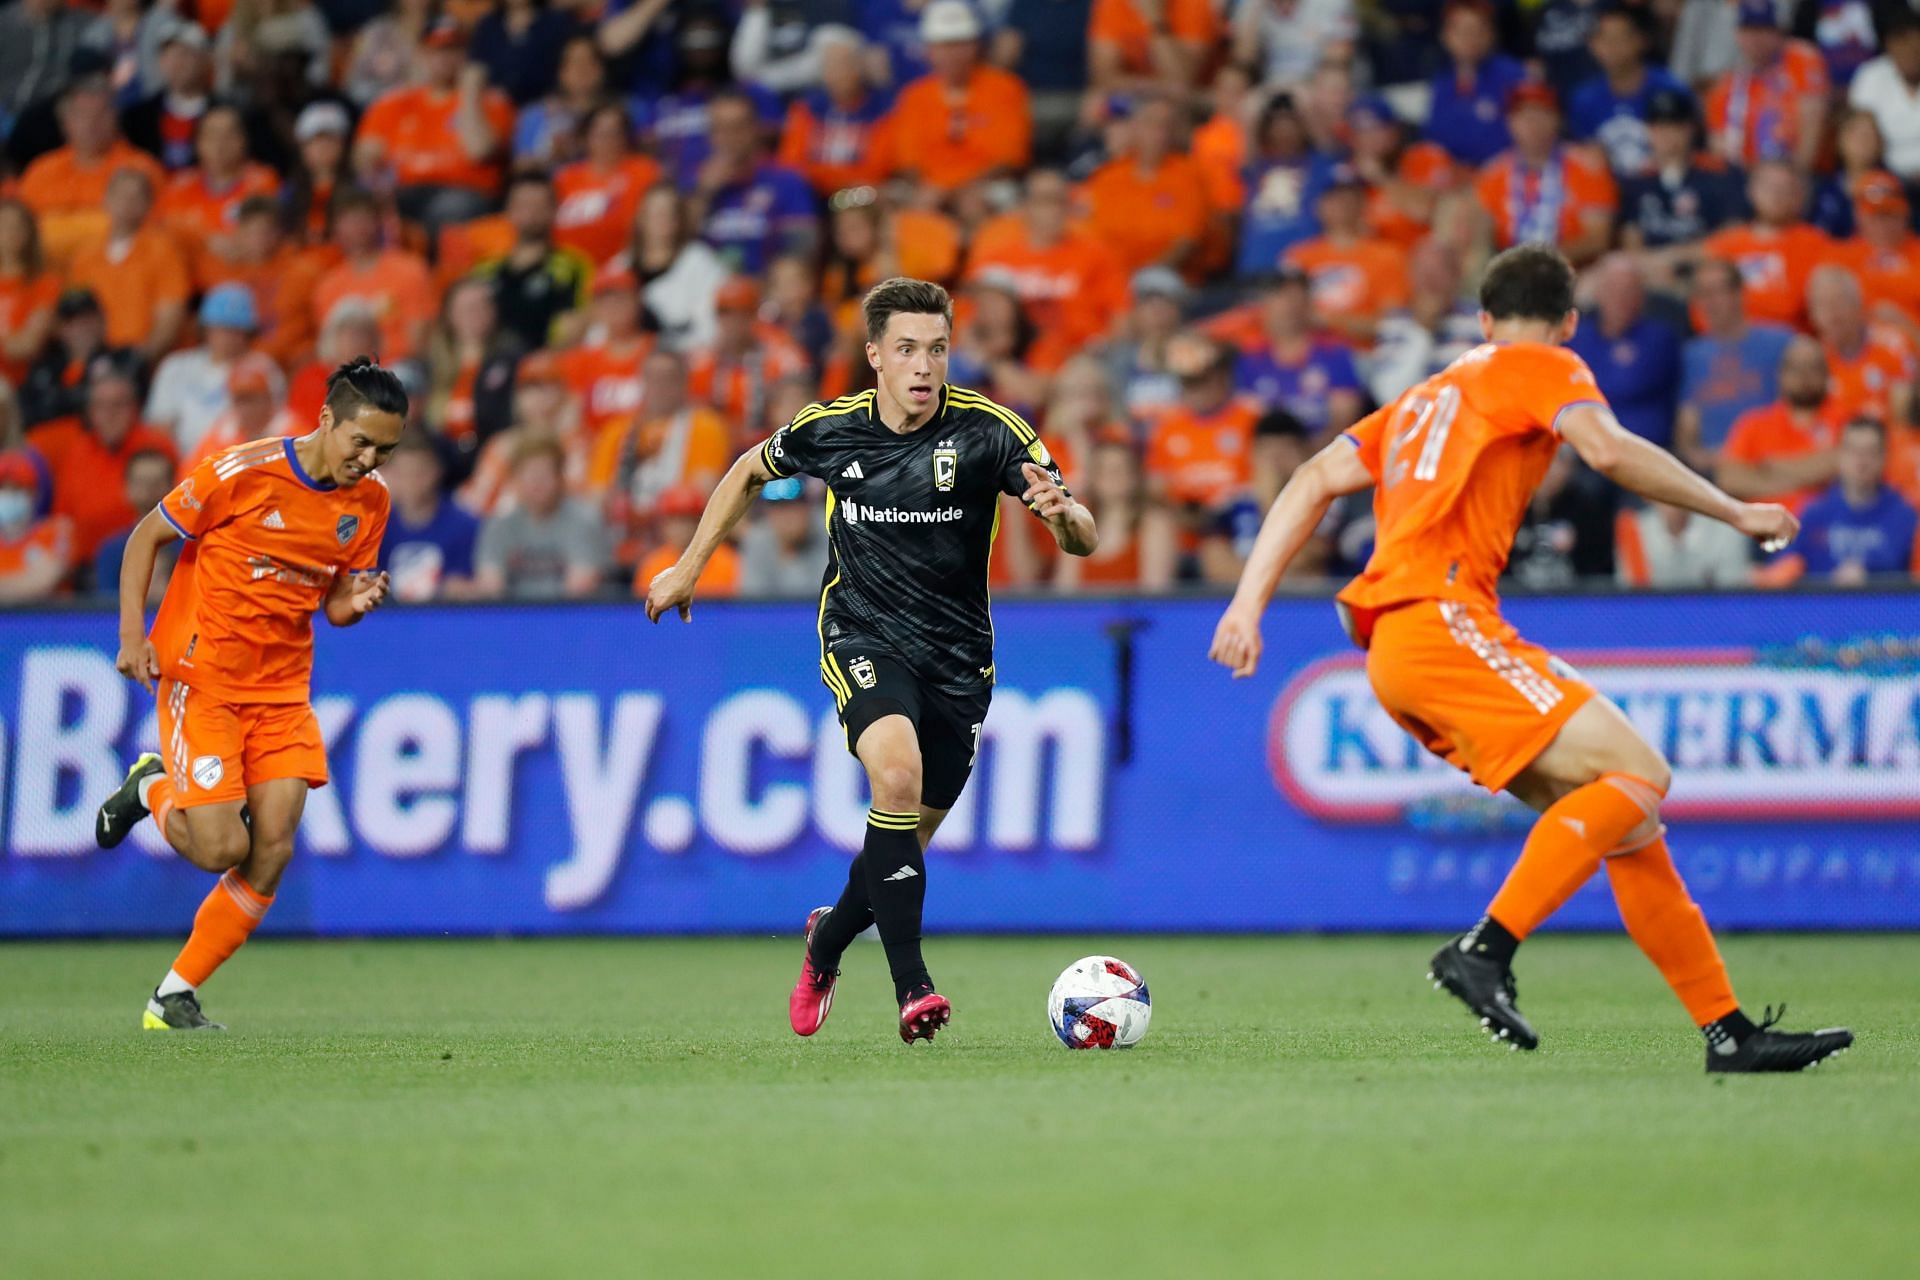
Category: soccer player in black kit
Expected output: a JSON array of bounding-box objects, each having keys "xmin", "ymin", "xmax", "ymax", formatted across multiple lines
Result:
[{"xmin": 646, "ymin": 278, "xmax": 1098, "ymax": 1043}]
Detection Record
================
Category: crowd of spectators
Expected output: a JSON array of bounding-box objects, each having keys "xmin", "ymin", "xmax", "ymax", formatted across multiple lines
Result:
[{"xmin": 5, "ymin": 0, "xmax": 1920, "ymax": 605}]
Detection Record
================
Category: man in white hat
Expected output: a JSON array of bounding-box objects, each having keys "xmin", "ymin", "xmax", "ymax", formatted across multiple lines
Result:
[{"xmin": 887, "ymin": 1, "xmax": 1030, "ymax": 200}]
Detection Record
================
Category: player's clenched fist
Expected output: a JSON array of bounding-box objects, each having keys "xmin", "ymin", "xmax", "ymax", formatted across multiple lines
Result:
[
  {"xmin": 1733, "ymin": 502, "xmax": 1799, "ymax": 554},
  {"xmin": 1208, "ymin": 606, "xmax": 1263, "ymax": 679},
  {"xmin": 114, "ymin": 637, "xmax": 160, "ymax": 693},
  {"xmin": 346, "ymin": 571, "xmax": 391, "ymax": 616},
  {"xmin": 646, "ymin": 565, "xmax": 695, "ymax": 623}
]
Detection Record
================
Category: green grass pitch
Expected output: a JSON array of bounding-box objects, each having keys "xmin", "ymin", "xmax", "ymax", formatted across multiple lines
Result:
[{"xmin": 2, "ymin": 934, "xmax": 1915, "ymax": 1279}]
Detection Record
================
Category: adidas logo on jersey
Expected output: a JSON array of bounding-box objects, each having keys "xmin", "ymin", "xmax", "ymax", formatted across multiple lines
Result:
[
  {"xmin": 840, "ymin": 461, "xmax": 865, "ymax": 479},
  {"xmin": 261, "ymin": 509, "xmax": 286, "ymax": 530}
]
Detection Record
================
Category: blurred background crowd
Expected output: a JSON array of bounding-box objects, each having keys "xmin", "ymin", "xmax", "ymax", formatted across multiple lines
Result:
[{"xmin": 3, "ymin": 0, "xmax": 1920, "ymax": 605}]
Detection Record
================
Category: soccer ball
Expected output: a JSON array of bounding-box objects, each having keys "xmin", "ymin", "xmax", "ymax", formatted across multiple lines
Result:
[{"xmin": 1047, "ymin": 956, "xmax": 1151, "ymax": 1049}]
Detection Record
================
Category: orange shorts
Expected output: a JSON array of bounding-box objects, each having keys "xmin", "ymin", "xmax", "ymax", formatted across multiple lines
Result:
[
  {"xmin": 1363, "ymin": 599, "xmax": 1593, "ymax": 793},
  {"xmin": 157, "ymin": 678, "xmax": 329, "ymax": 809}
]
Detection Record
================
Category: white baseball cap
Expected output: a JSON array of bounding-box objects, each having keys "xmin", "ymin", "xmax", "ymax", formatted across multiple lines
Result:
[
  {"xmin": 295, "ymin": 102, "xmax": 351, "ymax": 143},
  {"xmin": 920, "ymin": 0, "xmax": 982, "ymax": 44}
]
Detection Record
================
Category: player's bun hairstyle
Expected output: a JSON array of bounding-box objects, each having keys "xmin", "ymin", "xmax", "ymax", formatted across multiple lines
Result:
[
  {"xmin": 324, "ymin": 358, "xmax": 409, "ymax": 423},
  {"xmin": 863, "ymin": 277, "xmax": 954, "ymax": 343},
  {"xmin": 1478, "ymin": 244, "xmax": 1576, "ymax": 324}
]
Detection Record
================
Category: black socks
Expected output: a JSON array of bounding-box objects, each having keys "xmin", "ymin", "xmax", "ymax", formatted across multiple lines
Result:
[
  {"xmin": 1462, "ymin": 915, "xmax": 1520, "ymax": 967},
  {"xmin": 862, "ymin": 808, "xmax": 930, "ymax": 1004}
]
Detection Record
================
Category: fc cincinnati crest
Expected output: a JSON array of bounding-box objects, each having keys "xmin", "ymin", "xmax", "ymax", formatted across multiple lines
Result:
[
  {"xmin": 849, "ymin": 656, "xmax": 878, "ymax": 689},
  {"xmin": 932, "ymin": 443, "xmax": 958, "ymax": 492},
  {"xmin": 336, "ymin": 514, "xmax": 360, "ymax": 545}
]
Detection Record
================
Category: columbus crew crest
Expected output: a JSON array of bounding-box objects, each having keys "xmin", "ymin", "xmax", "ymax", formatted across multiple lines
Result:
[
  {"xmin": 849, "ymin": 656, "xmax": 878, "ymax": 689},
  {"xmin": 932, "ymin": 443, "xmax": 958, "ymax": 492}
]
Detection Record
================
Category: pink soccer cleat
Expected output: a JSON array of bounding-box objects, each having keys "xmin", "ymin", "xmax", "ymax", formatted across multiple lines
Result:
[
  {"xmin": 789, "ymin": 907, "xmax": 838, "ymax": 1036},
  {"xmin": 898, "ymin": 990, "xmax": 952, "ymax": 1044}
]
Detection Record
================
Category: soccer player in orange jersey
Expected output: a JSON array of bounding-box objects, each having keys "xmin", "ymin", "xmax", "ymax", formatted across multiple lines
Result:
[
  {"xmin": 93, "ymin": 360, "xmax": 406, "ymax": 1031},
  {"xmin": 1210, "ymin": 245, "xmax": 1853, "ymax": 1073}
]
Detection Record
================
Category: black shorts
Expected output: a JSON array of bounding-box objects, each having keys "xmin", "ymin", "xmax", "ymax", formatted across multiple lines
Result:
[{"xmin": 822, "ymin": 641, "xmax": 991, "ymax": 811}]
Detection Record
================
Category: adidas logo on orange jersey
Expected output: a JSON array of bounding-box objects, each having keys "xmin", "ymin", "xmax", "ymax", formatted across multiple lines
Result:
[{"xmin": 261, "ymin": 510, "xmax": 286, "ymax": 530}]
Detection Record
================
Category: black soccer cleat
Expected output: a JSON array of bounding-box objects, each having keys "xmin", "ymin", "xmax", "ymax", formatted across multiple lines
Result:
[
  {"xmin": 1706, "ymin": 1005, "xmax": 1853, "ymax": 1073},
  {"xmin": 97, "ymin": 753, "xmax": 165, "ymax": 849},
  {"xmin": 142, "ymin": 989, "xmax": 225, "ymax": 1032},
  {"xmin": 1429, "ymin": 935, "xmax": 1539, "ymax": 1052}
]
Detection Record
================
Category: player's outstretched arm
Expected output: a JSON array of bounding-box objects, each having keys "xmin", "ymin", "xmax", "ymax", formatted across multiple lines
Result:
[
  {"xmin": 1209, "ymin": 437, "xmax": 1373, "ymax": 679},
  {"xmin": 114, "ymin": 508, "xmax": 180, "ymax": 693},
  {"xmin": 325, "ymin": 570, "xmax": 391, "ymax": 627},
  {"xmin": 1021, "ymin": 462, "xmax": 1098, "ymax": 556},
  {"xmin": 645, "ymin": 445, "xmax": 774, "ymax": 623},
  {"xmin": 1558, "ymin": 405, "xmax": 1799, "ymax": 552}
]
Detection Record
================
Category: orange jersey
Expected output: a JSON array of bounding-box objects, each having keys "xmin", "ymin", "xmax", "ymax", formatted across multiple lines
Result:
[
  {"xmin": 1078, "ymin": 154, "xmax": 1210, "ymax": 276},
  {"xmin": 1368, "ymin": 143, "xmax": 1459, "ymax": 247},
  {"xmin": 885, "ymin": 67, "xmax": 1031, "ymax": 193},
  {"xmin": 687, "ymin": 328, "xmax": 809, "ymax": 441},
  {"xmin": 553, "ymin": 156, "xmax": 662, "ymax": 269},
  {"xmin": 1825, "ymin": 334, "xmax": 1914, "ymax": 422},
  {"xmin": 965, "ymin": 216, "xmax": 1124, "ymax": 364},
  {"xmin": 1701, "ymin": 223, "xmax": 1832, "ymax": 329},
  {"xmin": 0, "ymin": 270, "xmax": 60, "ymax": 384},
  {"xmin": 1705, "ymin": 42, "xmax": 1828, "ymax": 168},
  {"xmin": 1145, "ymin": 397, "xmax": 1259, "ymax": 507},
  {"xmin": 778, "ymin": 97, "xmax": 895, "ymax": 196},
  {"xmin": 311, "ymin": 250, "xmax": 435, "ymax": 361},
  {"xmin": 151, "ymin": 436, "xmax": 390, "ymax": 704},
  {"xmin": 1836, "ymin": 237, "xmax": 1920, "ymax": 328},
  {"xmin": 1339, "ymin": 343, "xmax": 1606, "ymax": 621},
  {"xmin": 1190, "ymin": 111, "xmax": 1246, "ymax": 213},
  {"xmin": 586, "ymin": 408, "xmax": 731, "ymax": 494},
  {"xmin": 1721, "ymin": 400, "xmax": 1848, "ymax": 512},
  {"xmin": 358, "ymin": 86, "xmax": 516, "ymax": 194},
  {"xmin": 1284, "ymin": 236, "xmax": 1410, "ymax": 334},
  {"xmin": 1474, "ymin": 148, "xmax": 1617, "ymax": 250},
  {"xmin": 156, "ymin": 164, "xmax": 280, "ymax": 285},
  {"xmin": 27, "ymin": 417, "xmax": 180, "ymax": 563},
  {"xmin": 560, "ymin": 339, "xmax": 653, "ymax": 439},
  {"xmin": 634, "ymin": 541, "xmax": 738, "ymax": 598},
  {"xmin": 65, "ymin": 226, "xmax": 192, "ymax": 349},
  {"xmin": 18, "ymin": 142, "xmax": 165, "ymax": 266},
  {"xmin": 1089, "ymin": 0, "xmax": 1218, "ymax": 71},
  {"xmin": 0, "ymin": 515, "xmax": 74, "ymax": 584}
]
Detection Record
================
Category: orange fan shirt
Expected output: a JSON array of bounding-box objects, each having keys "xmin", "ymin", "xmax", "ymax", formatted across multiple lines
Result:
[
  {"xmin": 1190, "ymin": 110, "xmax": 1247, "ymax": 213},
  {"xmin": 885, "ymin": 67, "xmax": 1031, "ymax": 193},
  {"xmin": 311, "ymin": 249, "xmax": 435, "ymax": 361},
  {"xmin": 1145, "ymin": 397, "xmax": 1259, "ymax": 508},
  {"xmin": 1705, "ymin": 42, "xmax": 1828, "ymax": 168},
  {"xmin": 633, "ymin": 541, "xmax": 738, "ymax": 598},
  {"xmin": 0, "ymin": 515, "xmax": 74, "ymax": 584},
  {"xmin": 1285, "ymin": 236, "xmax": 1410, "ymax": 336},
  {"xmin": 1824, "ymin": 334, "xmax": 1913, "ymax": 422},
  {"xmin": 586, "ymin": 409, "xmax": 732, "ymax": 493},
  {"xmin": 17, "ymin": 142, "xmax": 165, "ymax": 265},
  {"xmin": 65, "ymin": 226, "xmax": 192, "ymax": 349},
  {"xmin": 27, "ymin": 417, "xmax": 180, "ymax": 563},
  {"xmin": 688, "ymin": 328, "xmax": 810, "ymax": 440},
  {"xmin": 560, "ymin": 338, "xmax": 654, "ymax": 439},
  {"xmin": 357, "ymin": 86, "xmax": 516, "ymax": 194},
  {"xmin": 1088, "ymin": 0, "xmax": 1218, "ymax": 73},
  {"xmin": 1700, "ymin": 222, "xmax": 1833, "ymax": 328},
  {"xmin": 1369, "ymin": 143, "xmax": 1459, "ymax": 248},
  {"xmin": 1338, "ymin": 342, "xmax": 1606, "ymax": 616},
  {"xmin": 151, "ymin": 436, "xmax": 390, "ymax": 704},
  {"xmin": 1836, "ymin": 237, "xmax": 1920, "ymax": 328},
  {"xmin": 966, "ymin": 216, "xmax": 1125, "ymax": 367},
  {"xmin": 157, "ymin": 164, "xmax": 281, "ymax": 285},
  {"xmin": 553, "ymin": 155, "xmax": 662, "ymax": 269},
  {"xmin": 778, "ymin": 97, "xmax": 895, "ymax": 196},
  {"xmin": 1721, "ymin": 400, "xmax": 1849, "ymax": 512},
  {"xmin": 1475, "ymin": 147, "xmax": 1617, "ymax": 250},
  {"xmin": 1078, "ymin": 153, "xmax": 1209, "ymax": 276},
  {"xmin": 0, "ymin": 271, "xmax": 61, "ymax": 384}
]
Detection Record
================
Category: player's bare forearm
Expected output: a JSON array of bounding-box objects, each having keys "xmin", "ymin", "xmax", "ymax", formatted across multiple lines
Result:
[
  {"xmin": 1049, "ymin": 502, "xmax": 1099, "ymax": 556},
  {"xmin": 1228, "ymin": 441, "xmax": 1369, "ymax": 616},
  {"xmin": 1022, "ymin": 463, "xmax": 1096, "ymax": 556},
  {"xmin": 325, "ymin": 570, "xmax": 390, "ymax": 627},
  {"xmin": 118, "ymin": 510, "xmax": 175, "ymax": 646},
  {"xmin": 646, "ymin": 448, "xmax": 770, "ymax": 623}
]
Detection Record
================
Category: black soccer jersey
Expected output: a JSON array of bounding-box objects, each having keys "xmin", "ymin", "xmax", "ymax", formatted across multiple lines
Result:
[{"xmin": 758, "ymin": 384, "xmax": 1067, "ymax": 694}]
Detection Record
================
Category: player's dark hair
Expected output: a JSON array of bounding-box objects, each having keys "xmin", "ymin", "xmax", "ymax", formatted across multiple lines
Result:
[
  {"xmin": 1478, "ymin": 244, "xmax": 1577, "ymax": 323},
  {"xmin": 1843, "ymin": 416, "xmax": 1887, "ymax": 445},
  {"xmin": 324, "ymin": 358, "xmax": 409, "ymax": 423},
  {"xmin": 863, "ymin": 277, "xmax": 953, "ymax": 344},
  {"xmin": 124, "ymin": 447, "xmax": 175, "ymax": 479}
]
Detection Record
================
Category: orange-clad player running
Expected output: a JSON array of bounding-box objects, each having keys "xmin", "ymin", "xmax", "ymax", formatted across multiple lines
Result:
[
  {"xmin": 93, "ymin": 359, "xmax": 406, "ymax": 1031},
  {"xmin": 1210, "ymin": 246, "xmax": 1853, "ymax": 1073}
]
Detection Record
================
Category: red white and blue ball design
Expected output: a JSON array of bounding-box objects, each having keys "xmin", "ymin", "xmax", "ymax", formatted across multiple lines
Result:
[{"xmin": 1047, "ymin": 956, "xmax": 1152, "ymax": 1049}]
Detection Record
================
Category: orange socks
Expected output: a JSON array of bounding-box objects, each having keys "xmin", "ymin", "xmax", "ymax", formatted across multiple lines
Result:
[
  {"xmin": 1488, "ymin": 773, "xmax": 1666, "ymax": 939},
  {"xmin": 1605, "ymin": 833, "xmax": 1739, "ymax": 1026},
  {"xmin": 148, "ymin": 776, "xmax": 177, "ymax": 844},
  {"xmin": 171, "ymin": 870, "xmax": 274, "ymax": 988}
]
